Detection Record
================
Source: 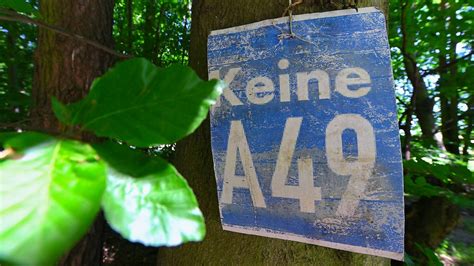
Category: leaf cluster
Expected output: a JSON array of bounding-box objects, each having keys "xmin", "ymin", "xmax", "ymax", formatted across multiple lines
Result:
[
  {"xmin": 404, "ymin": 140, "xmax": 474, "ymax": 208},
  {"xmin": 0, "ymin": 58, "xmax": 224, "ymax": 265},
  {"xmin": 113, "ymin": 0, "xmax": 191, "ymax": 66}
]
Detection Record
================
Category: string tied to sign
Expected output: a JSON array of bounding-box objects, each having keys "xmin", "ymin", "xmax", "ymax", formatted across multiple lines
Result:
[
  {"xmin": 282, "ymin": 0, "xmax": 303, "ymax": 38},
  {"xmin": 273, "ymin": 0, "xmax": 318, "ymax": 46}
]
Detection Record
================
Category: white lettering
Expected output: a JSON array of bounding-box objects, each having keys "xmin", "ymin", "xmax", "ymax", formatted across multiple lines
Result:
[
  {"xmin": 335, "ymin": 67, "xmax": 371, "ymax": 98},
  {"xmin": 222, "ymin": 120, "xmax": 266, "ymax": 208},
  {"xmin": 209, "ymin": 68, "xmax": 243, "ymax": 107},
  {"xmin": 325, "ymin": 114, "xmax": 376, "ymax": 217},
  {"xmin": 210, "ymin": 64, "xmax": 372, "ymax": 107},
  {"xmin": 271, "ymin": 117, "xmax": 321, "ymax": 213},
  {"xmin": 246, "ymin": 76, "xmax": 275, "ymax": 105},
  {"xmin": 296, "ymin": 70, "xmax": 331, "ymax": 101},
  {"xmin": 278, "ymin": 59, "xmax": 291, "ymax": 102}
]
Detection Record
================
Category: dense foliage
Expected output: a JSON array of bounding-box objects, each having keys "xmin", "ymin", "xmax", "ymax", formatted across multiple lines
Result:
[
  {"xmin": 114, "ymin": 0, "xmax": 191, "ymax": 66},
  {"xmin": 389, "ymin": 0, "xmax": 473, "ymax": 263}
]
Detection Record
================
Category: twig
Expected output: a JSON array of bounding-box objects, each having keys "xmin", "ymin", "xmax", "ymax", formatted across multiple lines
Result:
[
  {"xmin": 0, "ymin": 122, "xmax": 84, "ymax": 141},
  {"xmin": 0, "ymin": 119, "xmax": 31, "ymax": 130},
  {"xmin": 396, "ymin": 96, "xmax": 409, "ymax": 107},
  {"xmin": 0, "ymin": 8, "xmax": 131, "ymax": 59},
  {"xmin": 421, "ymin": 51, "xmax": 473, "ymax": 77}
]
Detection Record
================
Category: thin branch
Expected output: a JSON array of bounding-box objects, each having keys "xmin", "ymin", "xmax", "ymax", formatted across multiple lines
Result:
[
  {"xmin": 421, "ymin": 51, "xmax": 473, "ymax": 77},
  {"xmin": 0, "ymin": 8, "xmax": 131, "ymax": 59},
  {"xmin": 0, "ymin": 118, "xmax": 31, "ymax": 130},
  {"xmin": 0, "ymin": 122, "xmax": 83, "ymax": 141},
  {"xmin": 396, "ymin": 96, "xmax": 409, "ymax": 107}
]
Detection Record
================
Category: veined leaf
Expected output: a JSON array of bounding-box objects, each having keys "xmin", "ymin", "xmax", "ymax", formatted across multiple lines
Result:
[
  {"xmin": 0, "ymin": 135, "xmax": 106, "ymax": 265},
  {"xmin": 53, "ymin": 58, "xmax": 224, "ymax": 147},
  {"xmin": 96, "ymin": 141, "xmax": 205, "ymax": 247}
]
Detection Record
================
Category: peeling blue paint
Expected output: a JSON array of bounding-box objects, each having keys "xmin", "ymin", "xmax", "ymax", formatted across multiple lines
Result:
[{"xmin": 208, "ymin": 8, "xmax": 404, "ymax": 261}]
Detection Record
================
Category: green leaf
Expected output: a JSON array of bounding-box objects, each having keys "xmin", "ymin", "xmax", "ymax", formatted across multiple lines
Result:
[
  {"xmin": 0, "ymin": 131, "xmax": 52, "ymax": 151},
  {"xmin": 415, "ymin": 243, "xmax": 443, "ymax": 266},
  {"xmin": 0, "ymin": 0, "xmax": 38, "ymax": 16},
  {"xmin": 93, "ymin": 140, "xmax": 164, "ymax": 177},
  {"xmin": 404, "ymin": 252, "xmax": 416, "ymax": 266},
  {"xmin": 98, "ymin": 141, "xmax": 205, "ymax": 247},
  {"xmin": 53, "ymin": 58, "xmax": 224, "ymax": 147},
  {"xmin": 0, "ymin": 136, "xmax": 106, "ymax": 265}
]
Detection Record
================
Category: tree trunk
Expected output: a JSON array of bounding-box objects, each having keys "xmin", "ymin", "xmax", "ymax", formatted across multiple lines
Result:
[
  {"xmin": 152, "ymin": 5, "xmax": 165, "ymax": 66},
  {"xmin": 438, "ymin": 0, "xmax": 460, "ymax": 154},
  {"xmin": 462, "ymin": 97, "xmax": 473, "ymax": 158},
  {"xmin": 116, "ymin": 1, "xmax": 126, "ymax": 53},
  {"xmin": 143, "ymin": 0, "xmax": 157, "ymax": 60},
  {"xmin": 32, "ymin": 1, "xmax": 115, "ymax": 265},
  {"xmin": 126, "ymin": 0, "xmax": 133, "ymax": 52},
  {"xmin": 180, "ymin": 10, "xmax": 189, "ymax": 65},
  {"xmin": 405, "ymin": 197, "xmax": 460, "ymax": 260},
  {"xmin": 5, "ymin": 23, "xmax": 19, "ymax": 93},
  {"xmin": 158, "ymin": 1, "xmax": 390, "ymax": 265},
  {"xmin": 400, "ymin": 1, "xmax": 436, "ymax": 141},
  {"xmin": 32, "ymin": 0, "xmax": 115, "ymax": 132}
]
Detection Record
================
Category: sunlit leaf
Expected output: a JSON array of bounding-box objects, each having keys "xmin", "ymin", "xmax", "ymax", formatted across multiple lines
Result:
[
  {"xmin": 96, "ymin": 141, "xmax": 205, "ymax": 247},
  {"xmin": 53, "ymin": 58, "xmax": 224, "ymax": 147},
  {"xmin": 0, "ymin": 134, "xmax": 106, "ymax": 265},
  {"xmin": 0, "ymin": 131, "xmax": 52, "ymax": 151}
]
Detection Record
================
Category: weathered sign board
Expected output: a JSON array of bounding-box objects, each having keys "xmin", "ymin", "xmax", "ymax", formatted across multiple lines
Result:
[{"xmin": 208, "ymin": 7, "xmax": 404, "ymax": 260}]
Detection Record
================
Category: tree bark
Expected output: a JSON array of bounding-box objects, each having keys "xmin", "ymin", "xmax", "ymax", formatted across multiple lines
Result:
[
  {"xmin": 5, "ymin": 23, "xmax": 19, "ymax": 93},
  {"xmin": 158, "ymin": 1, "xmax": 390, "ymax": 265},
  {"xmin": 126, "ymin": 0, "xmax": 133, "ymax": 52},
  {"xmin": 405, "ymin": 197, "xmax": 460, "ymax": 260},
  {"xmin": 438, "ymin": 0, "xmax": 460, "ymax": 154},
  {"xmin": 462, "ymin": 97, "xmax": 473, "ymax": 158},
  {"xmin": 32, "ymin": 0, "xmax": 115, "ymax": 132},
  {"xmin": 32, "ymin": 1, "xmax": 115, "ymax": 265},
  {"xmin": 143, "ymin": 0, "xmax": 157, "ymax": 60},
  {"xmin": 180, "ymin": 9, "xmax": 189, "ymax": 65},
  {"xmin": 152, "ymin": 5, "xmax": 166, "ymax": 66}
]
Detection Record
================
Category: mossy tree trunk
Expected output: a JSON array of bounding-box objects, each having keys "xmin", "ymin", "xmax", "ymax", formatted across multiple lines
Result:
[
  {"xmin": 31, "ymin": 1, "xmax": 115, "ymax": 265},
  {"xmin": 32, "ymin": 0, "xmax": 115, "ymax": 133},
  {"xmin": 159, "ymin": 1, "xmax": 390, "ymax": 265}
]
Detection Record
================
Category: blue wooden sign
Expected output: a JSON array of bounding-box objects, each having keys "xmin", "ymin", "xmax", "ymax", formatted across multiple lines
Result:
[{"xmin": 208, "ymin": 8, "xmax": 404, "ymax": 260}]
